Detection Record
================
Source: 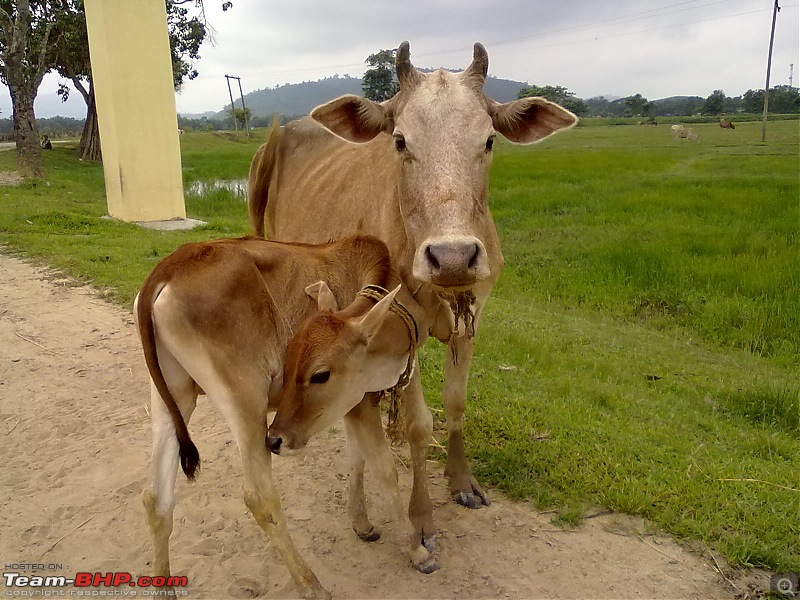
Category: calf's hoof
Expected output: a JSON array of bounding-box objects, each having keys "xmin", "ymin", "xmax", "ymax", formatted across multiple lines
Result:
[{"xmin": 357, "ymin": 527, "xmax": 381, "ymax": 542}]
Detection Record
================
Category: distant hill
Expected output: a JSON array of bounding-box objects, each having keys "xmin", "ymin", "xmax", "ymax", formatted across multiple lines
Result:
[{"xmin": 208, "ymin": 73, "xmax": 529, "ymax": 120}]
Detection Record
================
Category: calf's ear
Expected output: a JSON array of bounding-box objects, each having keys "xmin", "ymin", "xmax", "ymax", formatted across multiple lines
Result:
[
  {"xmin": 305, "ymin": 281, "xmax": 339, "ymax": 312},
  {"xmin": 357, "ymin": 285, "xmax": 401, "ymax": 344},
  {"xmin": 489, "ymin": 96, "xmax": 577, "ymax": 144},
  {"xmin": 311, "ymin": 95, "xmax": 392, "ymax": 143}
]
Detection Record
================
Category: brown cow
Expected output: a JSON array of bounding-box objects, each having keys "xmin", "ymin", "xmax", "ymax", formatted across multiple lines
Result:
[
  {"xmin": 135, "ymin": 235, "xmax": 433, "ymax": 599},
  {"xmin": 719, "ymin": 118, "xmax": 735, "ymax": 129},
  {"xmin": 248, "ymin": 42, "xmax": 577, "ymax": 532}
]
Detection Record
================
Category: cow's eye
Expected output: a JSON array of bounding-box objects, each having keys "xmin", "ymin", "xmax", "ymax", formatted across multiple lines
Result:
[
  {"xmin": 485, "ymin": 136, "xmax": 495, "ymax": 152},
  {"xmin": 394, "ymin": 134, "xmax": 406, "ymax": 152},
  {"xmin": 309, "ymin": 370, "xmax": 331, "ymax": 385}
]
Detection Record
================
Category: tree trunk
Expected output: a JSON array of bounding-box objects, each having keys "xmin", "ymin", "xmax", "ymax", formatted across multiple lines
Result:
[
  {"xmin": 10, "ymin": 83, "xmax": 44, "ymax": 178},
  {"xmin": 78, "ymin": 85, "xmax": 101, "ymax": 161}
]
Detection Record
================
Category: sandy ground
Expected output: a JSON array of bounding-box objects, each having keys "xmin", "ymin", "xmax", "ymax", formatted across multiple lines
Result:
[{"xmin": 0, "ymin": 252, "xmax": 765, "ymax": 599}]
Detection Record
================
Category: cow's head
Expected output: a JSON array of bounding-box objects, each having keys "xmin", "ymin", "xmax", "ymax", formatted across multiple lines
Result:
[
  {"xmin": 267, "ymin": 282, "xmax": 409, "ymax": 455},
  {"xmin": 310, "ymin": 42, "xmax": 577, "ymax": 292}
]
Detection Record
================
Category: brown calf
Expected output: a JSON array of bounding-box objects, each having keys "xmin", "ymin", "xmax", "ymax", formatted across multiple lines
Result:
[{"xmin": 134, "ymin": 235, "xmax": 433, "ymax": 599}]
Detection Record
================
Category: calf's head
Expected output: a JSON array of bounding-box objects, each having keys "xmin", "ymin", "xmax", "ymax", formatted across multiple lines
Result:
[
  {"xmin": 310, "ymin": 41, "xmax": 577, "ymax": 292},
  {"xmin": 268, "ymin": 283, "xmax": 408, "ymax": 455}
]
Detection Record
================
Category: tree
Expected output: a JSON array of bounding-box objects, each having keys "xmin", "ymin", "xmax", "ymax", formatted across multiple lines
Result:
[
  {"xmin": 0, "ymin": 0, "xmax": 57, "ymax": 178},
  {"xmin": 701, "ymin": 89, "xmax": 726, "ymax": 115},
  {"xmin": 517, "ymin": 84, "xmax": 588, "ymax": 116},
  {"xmin": 623, "ymin": 93, "xmax": 653, "ymax": 117},
  {"xmin": 741, "ymin": 86, "xmax": 800, "ymax": 114},
  {"xmin": 52, "ymin": 0, "xmax": 217, "ymax": 162},
  {"xmin": 362, "ymin": 48, "xmax": 397, "ymax": 102},
  {"xmin": 768, "ymin": 85, "xmax": 800, "ymax": 113},
  {"xmin": 233, "ymin": 106, "xmax": 250, "ymax": 128}
]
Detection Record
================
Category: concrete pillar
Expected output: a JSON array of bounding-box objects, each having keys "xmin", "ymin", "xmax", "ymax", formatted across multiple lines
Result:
[{"xmin": 84, "ymin": 0, "xmax": 186, "ymax": 223}]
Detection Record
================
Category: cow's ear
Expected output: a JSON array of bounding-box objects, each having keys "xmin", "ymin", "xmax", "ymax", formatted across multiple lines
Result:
[
  {"xmin": 305, "ymin": 281, "xmax": 339, "ymax": 312},
  {"xmin": 489, "ymin": 96, "xmax": 577, "ymax": 144},
  {"xmin": 357, "ymin": 285, "xmax": 400, "ymax": 343},
  {"xmin": 311, "ymin": 95, "xmax": 392, "ymax": 143}
]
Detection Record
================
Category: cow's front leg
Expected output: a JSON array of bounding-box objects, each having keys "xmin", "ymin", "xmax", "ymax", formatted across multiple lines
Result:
[
  {"xmin": 344, "ymin": 397, "xmax": 437, "ymax": 574},
  {"xmin": 443, "ymin": 332, "xmax": 490, "ymax": 508},
  {"xmin": 400, "ymin": 362, "xmax": 436, "ymax": 553}
]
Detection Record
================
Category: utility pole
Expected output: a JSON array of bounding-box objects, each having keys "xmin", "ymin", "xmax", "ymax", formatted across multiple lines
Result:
[
  {"xmin": 790, "ymin": 63, "xmax": 794, "ymax": 87},
  {"xmin": 233, "ymin": 76, "xmax": 251, "ymax": 138},
  {"xmin": 224, "ymin": 74, "xmax": 239, "ymax": 137},
  {"xmin": 761, "ymin": 0, "xmax": 780, "ymax": 142}
]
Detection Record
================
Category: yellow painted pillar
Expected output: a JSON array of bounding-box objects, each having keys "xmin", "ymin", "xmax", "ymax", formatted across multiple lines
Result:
[{"xmin": 84, "ymin": 0, "xmax": 186, "ymax": 223}]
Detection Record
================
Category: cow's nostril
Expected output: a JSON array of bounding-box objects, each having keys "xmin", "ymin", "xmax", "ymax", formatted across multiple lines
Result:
[
  {"xmin": 266, "ymin": 436, "xmax": 283, "ymax": 455},
  {"xmin": 425, "ymin": 245, "xmax": 440, "ymax": 270},
  {"xmin": 467, "ymin": 243, "xmax": 480, "ymax": 269}
]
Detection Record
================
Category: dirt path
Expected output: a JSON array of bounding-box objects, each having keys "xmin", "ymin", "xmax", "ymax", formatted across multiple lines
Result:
[{"xmin": 0, "ymin": 253, "xmax": 750, "ymax": 599}]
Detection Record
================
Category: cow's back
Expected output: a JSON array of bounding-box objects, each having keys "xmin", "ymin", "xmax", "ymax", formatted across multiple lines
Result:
[{"xmin": 262, "ymin": 118, "xmax": 402, "ymax": 247}]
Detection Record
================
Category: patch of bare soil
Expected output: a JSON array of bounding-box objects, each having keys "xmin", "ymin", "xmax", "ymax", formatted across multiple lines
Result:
[
  {"xmin": 0, "ymin": 170, "xmax": 23, "ymax": 186},
  {"xmin": 0, "ymin": 253, "xmax": 768, "ymax": 599}
]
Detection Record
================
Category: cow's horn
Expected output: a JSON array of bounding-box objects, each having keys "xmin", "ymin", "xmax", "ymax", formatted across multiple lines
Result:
[
  {"xmin": 396, "ymin": 41, "xmax": 421, "ymax": 88},
  {"xmin": 464, "ymin": 42, "xmax": 489, "ymax": 84}
]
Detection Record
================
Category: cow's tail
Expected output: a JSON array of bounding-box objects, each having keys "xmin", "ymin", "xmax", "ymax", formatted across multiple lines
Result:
[
  {"xmin": 136, "ymin": 274, "xmax": 200, "ymax": 480},
  {"xmin": 247, "ymin": 115, "xmax": 282, "ymax": 238}
]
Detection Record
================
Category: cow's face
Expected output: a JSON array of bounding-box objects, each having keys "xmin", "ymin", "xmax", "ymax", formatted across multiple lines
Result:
[
  {"xmin": 268, "ymin": 284, "xmax": 406, "ymax": 455},
  {"xmin": 311, "ymin": 42, "xmax": 577, "ymax": 293}
]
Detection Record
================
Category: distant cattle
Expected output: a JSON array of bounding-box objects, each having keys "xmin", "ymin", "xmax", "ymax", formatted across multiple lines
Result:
[
  {"xmin": 719, "ymin": 118, "xmax": 735, "ymax": 129},
  {"xmin": 671, "ymin": 124, "xmax": 699, "ymax": 142}
]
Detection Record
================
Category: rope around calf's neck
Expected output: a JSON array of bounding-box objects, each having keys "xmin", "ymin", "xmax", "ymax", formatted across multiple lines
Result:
[{"xmin": 355, "ymin": 284, "xmax": 419, "ymax": 443}]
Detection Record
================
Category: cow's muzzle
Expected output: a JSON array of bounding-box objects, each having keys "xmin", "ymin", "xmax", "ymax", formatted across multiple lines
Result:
[{"xmin": 413, "ymin": 236, "xmax": 491, "ymax": 288}]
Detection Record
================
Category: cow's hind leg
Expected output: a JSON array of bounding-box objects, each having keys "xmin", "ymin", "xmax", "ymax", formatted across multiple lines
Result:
[
  {"xmin": 344, "ymin": 397, "xmax": 437, "ymax": 574},
  {"xmin": 216, "ymin": 388, "xmax": 330, "ymax": 600},
  {"xmin": 142, "ymin": 365, "xmax": 198, "ymax": 579},
  {"xmin": 444, "ymin": 332, "xmax": 491, "ymax": 508}
]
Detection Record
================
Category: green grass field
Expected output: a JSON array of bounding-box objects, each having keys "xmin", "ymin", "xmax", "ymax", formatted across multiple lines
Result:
[{"xmin": 0, "ymin": 119, "xmax": 797, "ymax": 572}]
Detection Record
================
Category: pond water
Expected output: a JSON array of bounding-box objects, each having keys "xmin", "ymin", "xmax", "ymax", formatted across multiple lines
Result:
[{"xmin": 186, "ymin": 179, "xmax": 248, "ymax": 198}]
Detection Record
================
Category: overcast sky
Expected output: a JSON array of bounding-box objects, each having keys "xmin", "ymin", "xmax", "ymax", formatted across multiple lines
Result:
[{"xmin": 3, "ymin": 0, "xmax": 799, "ymax": 118}]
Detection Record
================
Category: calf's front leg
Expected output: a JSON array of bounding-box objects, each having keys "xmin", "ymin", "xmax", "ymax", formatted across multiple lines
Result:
[{"xmin": 343, "ymin": 397, "xmax": 437, "ymax": 574}]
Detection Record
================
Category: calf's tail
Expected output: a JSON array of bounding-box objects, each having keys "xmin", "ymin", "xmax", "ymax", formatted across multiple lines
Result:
[
  {"xmin": 247, "ymin": 115, "xmax": 282, "ymax": 238},
  {"xmin": 136, "ymin": 276, "xmax": 200, "ymax": 480}
]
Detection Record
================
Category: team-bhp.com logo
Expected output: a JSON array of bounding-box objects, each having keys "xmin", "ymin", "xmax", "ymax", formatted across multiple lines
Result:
[{"xmin": 4, "ymin": 571, "xmax": 188, "ymax": 596}]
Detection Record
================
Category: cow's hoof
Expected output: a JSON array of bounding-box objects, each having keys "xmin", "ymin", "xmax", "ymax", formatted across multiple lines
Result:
[
  {"xmin": 454, "ymin": 491, "xmax": 488, "ymax": 509},
  {"xmin": 422, "ymin": 534, "xmax": 436, "ymax": 554},
  {"xmin": 357, "ymin": 528, "xmax": 381, "ymax": 542}
]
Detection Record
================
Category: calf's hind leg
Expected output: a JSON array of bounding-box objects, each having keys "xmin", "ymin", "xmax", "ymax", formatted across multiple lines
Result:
[{"xmin": 142, "ymin": 371, "xmax": 197, "ymax": 579}]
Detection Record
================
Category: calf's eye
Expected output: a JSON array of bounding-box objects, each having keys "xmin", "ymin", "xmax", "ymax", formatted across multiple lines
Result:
[
  {"xmin": 394, "ymin": 135, "xmax": 406, "ymax": 152},
  {"xmin": 485, "ymin": 136, "xmax": 495, "ymax": 151},
  {"xmin": 309, "ymin": 370, "xmax": 331, "ymax": 385}
]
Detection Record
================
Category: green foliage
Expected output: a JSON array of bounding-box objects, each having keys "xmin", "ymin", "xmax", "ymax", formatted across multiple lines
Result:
[
  {"xmin": 362, "ymin": 48, "xmax": 398, "ymax": 102},
  {"xmin": 518, "ymin": 84, "xmax": 588, "ymax": 116},
  {"xmin": 623, "ymin": 93, "xmax": 654, "ymax": 117},
  {"xmin": 1, "ymin": 123, "xmax": 798, "ymax": 572},
  {"xmin": 701, "ymin": 89, "xmax": 726, "ymax": 115}
]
